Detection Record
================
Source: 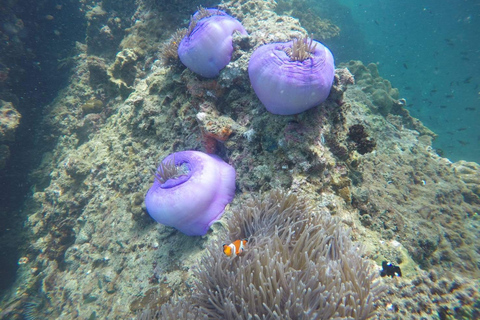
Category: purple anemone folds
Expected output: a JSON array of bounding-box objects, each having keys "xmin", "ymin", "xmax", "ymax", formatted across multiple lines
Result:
[
  {"xmin": 178, "ymin": 9, "xmax": 248, "ymax": 78},
  {"xmin": 248, "ymin": 39, "xmax": 335, "ymax": 115},
  {"xmin": 145, "ymin": 151, "xmax": 236, "ymax": 236}
]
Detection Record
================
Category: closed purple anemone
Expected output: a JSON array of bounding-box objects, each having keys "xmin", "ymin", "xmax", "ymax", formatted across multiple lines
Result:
[
  {"xmin": 178, "ymin": 9, "xmax": 248, "ymax": 78},
  {"xmin": 145, "ymin": 150, "xmax": 236, "ymax": 236},
  {"xmin": 248, "ymin": 38, "xmax": 335, "ymax": 115}
]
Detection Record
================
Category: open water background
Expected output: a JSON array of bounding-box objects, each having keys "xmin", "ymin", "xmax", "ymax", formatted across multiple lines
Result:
[{"xmin": 320, "ymin": 0, "xmax": 479, "ymax": 162}]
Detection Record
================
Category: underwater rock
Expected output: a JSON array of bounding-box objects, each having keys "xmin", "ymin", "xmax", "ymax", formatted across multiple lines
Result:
[
  {"xmin": 76, "ymin": 113, "xmax": 103, "ymax": 144},
  {"xmin": 325, "ymin": 134, "xmax": 349, "ymax": 161},
  {"xmin": 453, "ymin": 160, "xmax": 480, "ymax": 201},
  {"xmin": 345, "ymin": 60, "xmax": 400, "ymax": 116},
  {"xmin": 81, "ymin": 98, "xmax": 104, "ymax": 114},
  {"xmin": 196, "ymin": 107, "xmax": 246, "ymax": 153},
  {"xmin": 248, "ymin": 36, "xmax": 335, "ymax": 115},
  {"xmin": 347, "ymin": 124, "xmax": 376, "ymax": 154},
  {"xmin": 87, "ymin": 56, "xmax": 109, "ymax": 88},
  {"xmin": 64, "ymin": 157, "xmax": 91, "ymax": 182},
  {"xmin": 371, "ymin": 88, "xmax": 395, "ymax": 115},
  {"xmin": 329, "ymin": 67, "xmax": 355, "ymax": 101},
  {"xmin": 145, "ymin": 150, "xmax": 236, "ymax": 236},
  {"xmin": 0, "ymin": 100, "xmax": 21, "ymax": 142},
  {"xmin": 0, "ymin": 100, "xmax": 21, "ymax": 170},
  {"xmin": 108, "ymin": 49, "xmax": 138, "ymax": 97},
  {"xmin": 85, "ymin": 5, "xmax": 125, "ymax": 56},
  {"xmin": 331, "ymin": 176, "xmax": 353, "ymax": 204},
  {"xmin": 178, "ymin": 8, "xmax": 248, "ymax": 78}
]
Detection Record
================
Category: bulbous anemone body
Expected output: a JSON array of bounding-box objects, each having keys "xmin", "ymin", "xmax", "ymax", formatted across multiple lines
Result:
[
  {"xmin": 178, "ymin": 10, "xmax": 248, "ymax": 78},
  {"xmin": 248, "ymin": 41, "xmax": 335, "ymax": 115},
  {"xmin": 145, "ymin": 151, "xmax": 236, "ymax": 236}
]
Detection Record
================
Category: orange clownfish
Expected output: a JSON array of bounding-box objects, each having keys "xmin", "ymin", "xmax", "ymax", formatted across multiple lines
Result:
[{"xmin": 223, "ymin": 239, "xmax": 247, "ymax": 257}]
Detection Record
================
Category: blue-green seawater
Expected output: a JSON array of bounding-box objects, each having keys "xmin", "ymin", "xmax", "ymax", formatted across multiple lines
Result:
[{"xmin": 318, "ymin": 0, "xmax": 479, "ymax": 162}]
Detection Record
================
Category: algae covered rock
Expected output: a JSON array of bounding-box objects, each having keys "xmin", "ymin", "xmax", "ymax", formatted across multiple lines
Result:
[
  {"xmin": 0, "ymin": 99, "xmax": 21, "ymax": 170},
  {"xmin": 371, "ymin": 88, "xmax": 395, "ymax": 115},
  {"xmin": 108, "ymin": 48, "xmax": 138, "ymax": 97},
  {"xmin": 453, "ymin": 160, "xmax": 480, "ymax": 202},
  {"xmin": 81, "ymin": 98, "xmax": 104, "ymax": 114},
  {"xmin": 345, "ymin": 60, "xmax": 401, "ymax": 116},
  {"xmin": 0, "ymin": 100, "xmax": 21, "ymax": 142},
  {"xmin": 85, "ymin": 5, "xmax": 125, "ymax": 56}
]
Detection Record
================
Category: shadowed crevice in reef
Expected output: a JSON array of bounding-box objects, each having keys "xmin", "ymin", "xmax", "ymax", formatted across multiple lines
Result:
[{"xmin": 0, "ymin": 0, "xmax": 85, "ymax": 293}]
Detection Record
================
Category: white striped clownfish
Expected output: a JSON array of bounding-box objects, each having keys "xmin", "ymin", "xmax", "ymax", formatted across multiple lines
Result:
[{"xmin": 223, "ymin": 239, "xmax": 247, "ymax": 257}]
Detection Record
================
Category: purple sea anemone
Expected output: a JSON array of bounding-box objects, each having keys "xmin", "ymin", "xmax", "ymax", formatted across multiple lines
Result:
[
  {"xmin": 145, "ymin": 150, "xmax": 236, "ymax": 236},
  {"xmin": 178, "ymin": 8, "xmax": 248, "ymax": 78},
  {"xmin": 248, "ymin": 36, "xmax": 335, "ymax": 115}
]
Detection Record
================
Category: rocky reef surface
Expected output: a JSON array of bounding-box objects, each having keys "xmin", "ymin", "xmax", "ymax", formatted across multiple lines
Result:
[
  {"xmin": 0, "ymin": 100, "xmax": 21, "ymax": 170},
  {"xmin": 0, "ymin": 0, "xmax": 479, "ymax": 319}
]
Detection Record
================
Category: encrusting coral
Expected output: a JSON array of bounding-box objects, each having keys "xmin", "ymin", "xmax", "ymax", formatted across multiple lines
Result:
[{"xmin": 140, "ymin": 190, "xmax": 385, "ymax": 319}]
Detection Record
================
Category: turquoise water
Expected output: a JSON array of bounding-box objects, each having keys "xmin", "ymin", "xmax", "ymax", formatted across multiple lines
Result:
[{"xmin": 325, "ymin": 0, "xmax": 479, "ymax": 162}]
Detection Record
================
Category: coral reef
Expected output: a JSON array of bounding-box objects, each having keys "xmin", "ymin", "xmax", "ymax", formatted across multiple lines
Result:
[
  {"xmin": 85, "ymin": 4, "xmax": 126, "ymax": 57},
  {"xmin": 346, "ymin": 60, "xmax": 400, "ymax": 116},
  {"xmin": 0, "ymin": 100, "xmax": 21, "ymax": 143},
  {"xmin": 0, "ymin": 100, "xmax": 21, "ymax": 170},
  {"xmin": 81, "ymin": 98, "xmax": 104, "ymax": 115},
  {"xmin": 195, "ymin": 105, "xmax": 245, "ymax": 153},
  {"xmin": 0, "ymin": 0, "xmax": 478, "ymax": 319},
  {"xmin": 347, "ymin": 124, "xmax": 376, "ymax": 155},
  {"xmin": 453, "ymin": 160, "xmax": 480, "ymax": 202},
  {"xmin": 107, "ymin": 49, "xmax": 139, "ymax": 97}
]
